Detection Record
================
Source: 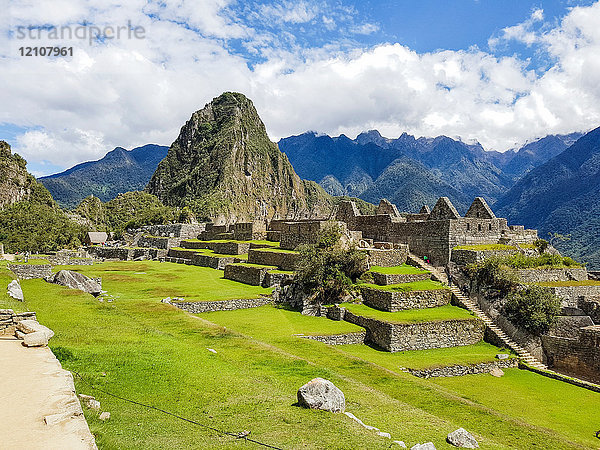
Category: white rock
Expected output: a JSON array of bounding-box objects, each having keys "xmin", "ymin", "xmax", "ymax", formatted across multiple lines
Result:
[
  {"xmin": 7, "ymin": 280, "xmax": 24, "ymax": 301},
  {"xmin": 297, "ymin": 378, "xmax": 345, "ymax": 413},
  {"xmin": 99, "ymin": 412, "xmax": 110, "ymax": 421},
  {"xmin": 393, "ymin": 441, "xmax": 407, "ymax": 447},
  {"xmin": 447, "ymin": 428, "xmax": 479, "ymax": 448},
  {"xmin": 490, "ymin": 367, "xmax": 504, "ymax": 377},
  {"xmin": 377, "ymin": 431, "xmax": 391, "ymax": 438},
  {"xmin": 23, "ymin": 331, "xmax": 49, "ymax": 347},
  {"xmin": 207, "ymin": 348, "xmax": 217, "ymax": 354},
  {"xmin": 496, "ymin": 353, "xmax": 509, "ymax": 360},
  {"xmin": 411, "ymin": 443, "xmax": 436, "ymax": 450}
]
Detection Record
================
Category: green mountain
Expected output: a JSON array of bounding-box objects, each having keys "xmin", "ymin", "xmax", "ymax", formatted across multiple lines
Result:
[
  {"xmin": 0, "ymin": 141, "xmax": 84, "ymax": 252},
  {"xmin": 39, "ymin": 144, "xmax": 168, "ymax": 209},
  {"xmin": 494, "ymin": 126, "xmax": 600, "ymax": 268},
  {"xmin": 147, "ymin": 92, "xmax": 332, "ymax": 221}
]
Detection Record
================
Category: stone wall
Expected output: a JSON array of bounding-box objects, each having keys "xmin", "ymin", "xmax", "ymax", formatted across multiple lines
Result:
[
  {"xmin": 224, "ymin": 264, "xmax": 272, "ymax": 286},
  {"xmin": 46, "ymin": 256, "xmax": 94, "ymax": 266},
  {"xmin": 450, "ymin": 249, "xmax": 517, "ymax": 266},
  {"xmin": 190, "ymin": 253, "xmax": 239, "ymax": 270},
  {"xmin": 579, "ymin": 297, "xmax": 600, "ymax": 324},
  {"xmin": 366, "ymin": 247, "xmax": 408, "ymax": 268},
  {"xmin": 167, "ymin": 297, "xmax": 272, "ymax": 313},
  {"xmin": 516, "ymin": 268, "xmax": 588, "ymax": 283},
  {"xmin": 371, "ymin": 271, "xmax": 430, "ymax": 285},
  {"xmin": 264, "ymin": 271, "xmax": 294, "ymax": 287},
  {"xmin": 300, "ymin": 332, "xmax": 366, "ymax": 345},
  {"xmin": 88, "ymin": 246, "xmax": 164, "ymax": 261},
  {"xmin": 138, "ymin": 223, "xmax": 206, "ymax": 239},
  {"xmin": 8, "ymin": 264, "xmax": 52, "ymax": 280},
  {"xmin": 212, "ymin": 242, "xmax": 251, "ymax": 255},
  {"xmin": 137, "ymin": 235, "xmax": 181, "ymax": 250},
  {"xmin": 547, "ymin": 285, "xmax": 600, "ymax": 308},
  {"xmin": 361, "ymin": 287, "xmax": 451, "ymax": 312},
  {"xmin": 231, "ymin": 222, "xmax": 267, "ymax": 241},
  {"xmin": 542, "ymin": 325, "xmax": 600, "ymax": 383},
  {"xmin": 409, "ymin": 358, "xmax": 518, "ymax": 378},
  {"xmin": 344, "ymin": 311, "xmax": 484, "ymax": 352},
  {"xmin": 248, "ymin": 249, "xmax": 300, "ymax": 271},
  {"xmin": 549, "ymin": 316, "xmax": 595, "ymax": 338},
  {"xmin": 0, "ymin": 309, "xmax": 36, "ymax": 335}
]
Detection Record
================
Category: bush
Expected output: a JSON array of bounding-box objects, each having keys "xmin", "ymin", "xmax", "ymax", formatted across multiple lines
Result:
[
  {"xmin": 295, "ymin": 224, "xmax": 368, "ymax": 304},
  {"xmin": 503, "ymin": 285, "xmax": 561, "ymax": 335},
  {"xmin": 465, "ymin": 258, "xmax": 520, "ymax": 297},
  {"xmin": 533, "ymin": 239, "xmax": 549, "ymax": 253}
]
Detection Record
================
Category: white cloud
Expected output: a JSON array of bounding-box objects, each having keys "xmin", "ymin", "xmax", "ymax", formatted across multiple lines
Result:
[
  {"xmin": 259, "ymin": 1, "xmax": 319, "ymax": 24},
  {"xmin": 1, "ymin": 1, "xmax": 600, "ymax": 175}
]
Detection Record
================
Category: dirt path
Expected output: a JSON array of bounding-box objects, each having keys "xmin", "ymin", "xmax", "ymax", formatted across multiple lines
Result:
[{"xmin": 0, "ymin": 337, "xmax": 96, "ymax": 449}]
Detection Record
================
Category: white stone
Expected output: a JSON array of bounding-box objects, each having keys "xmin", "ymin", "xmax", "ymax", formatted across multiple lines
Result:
[
  {"xmin": 207, "ymin": 348, "xmax": 217, "ymax": 354},
  {"xmin": 447, "ymin": 428, "xmax": 479, "ymax": 448},
  {"xmin": 377, "ymin": 431, "xmax": 391, "ymax": 438},
  {"xmin": 23, "ymin": 331, "xmax": 49, "ymax": 347},
  {"xmin": 490, "ymin": 367, "xmax": 504, "ymax": 377},
  {"xmin": 297, "ymin": 377, "xmax": 345, "ymax": 413},
  {"xmin": 7, "ymin": 280, "xmax": 24, "ymax": 301},
  {"xmin": 496, "ymin": 353, "xmax": 509, "ymax": 360},
  {"xmin": 16, "ymin": 319, "xmax": 54, "ymax": 340},
  {"xmin": 411, "ymin": 443, "xmax": 436, "ymax": 450},
  {"xmin": 99, "ymin": 412, "xmax": 110, "ymax": 421},
  {"xmin": 393, "ymin": 441, "xmax": 407, "ymax": 447}
]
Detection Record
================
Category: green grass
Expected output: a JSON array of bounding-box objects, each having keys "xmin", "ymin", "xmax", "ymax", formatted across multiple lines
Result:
[
  {"xmin": 369, "ymin": 264, "xmax": 429, "ymax": 275},
  {"xmin": 269, "ymin": 269, "xmax": 295, "ymax": 275},
  {"xmin": 432, "ymin": 369, "xmax": 600, "ymax": 446},
  {"xmin": 0, "ymin": 261, "xmax": 31, "ymax": 313},
  {"xmin": 341, "ymin": 303, "xmax": 476, "ymax": 323},
  {"xmin": 228, "ymin": 262, "xmax": 278, "ymax": 270},
  {"xmin": 536, "ymin": 280, "xmax": 600, "ymax": 287},
  {"xmin": 182, "ymin": 239, "xmax": 280, "ymax": 247},
  {"xmin": 252, "ymin": 248, "xmax": 299, "ymax": 254},
  {"xmin": 171, "ymin": 247, "xmax": 249, "ymax": 260},
  {"xmin": 360, "ymin": 280, "xmax": 447, "ymax": 292},
  {"xmin": 453, "ymin": 244, "xmax": 517, "ymax": 251},
  {"xmin": 8, "ymin": 258, "xmax": 50, "ymax": 265},
  {"xmin": 55, "ymin": 261, "xmax": 272, "ymax": 301},
  {"xmin": 7, "ymin": 260, "xmax": 598, "ymax": 449},
  {"xmin": 339, "ymin": 341, "xmax": 514, "ymax": 370}
]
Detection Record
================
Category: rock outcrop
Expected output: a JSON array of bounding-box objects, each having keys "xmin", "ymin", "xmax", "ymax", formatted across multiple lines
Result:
[
  {"xmin": 7, "ymin": 280, "xmax": 24, "ymax": 301},
  {"xmin": 147, "ymin": 92, "xmax": 332, "ymax": 222},
  {"xmin": 297, "ymin": 377, "xmax": 345, "ymax": 413},
  {"xmin": 47, "ymin": 270, "xmax": 102, "ymax": 296},
  {"xmin": 16, "ymin": 319, "xmax": 54, "ymax": 347},
  {"xmin": 446, "ymin": 428, "xmax": 479, "ymax": 448}
]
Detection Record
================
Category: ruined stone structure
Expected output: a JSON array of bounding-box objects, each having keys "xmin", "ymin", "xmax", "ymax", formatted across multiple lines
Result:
[{"xmin": 543, "ymin": 325, "xmax": 600, "ymax": 383}]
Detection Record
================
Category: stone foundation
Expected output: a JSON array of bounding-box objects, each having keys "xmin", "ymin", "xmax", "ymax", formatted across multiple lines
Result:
[
  {"xmin": 167, "ymin": 297, "xmax": 272, "ymax": 313},
  {"xmin": 191, "ymin": 253, "xmax": 240, "ymax": 270},
  {"xmin": 264, "ymin": 271, "xmax": 294, "ymax": 287},
  {"xmin": 88, "ymin": 246, "xmax": 164, "ymax": 261},
  {"xmin": 0, "ymin": 309, "xmax": 37, "ymax": 335},
  {"xmin": 409, "ymin": 358, "xmax": 518, "ymax": 378},
  {"xmin": 371, "ymin": 271, "xmax": 430, "ymax": 285},
  {"xmin": 8, "ymin": 264, "xmax": 52, "ymax": 280},
  {"xmin": 450, "ymin": 249, "xmax": 517, "ymax": 265},
  {"xmin": 366, "ymin": 247, "xmax": 408, "ymax": 268},
  {"xmin": 516, "ymin": 268, "xmax": 588, "ymax": 283},
  {"xmin": 344, "ymin": 310, "xmax": 484, "ymax": 352},
  {"xmin": 361, "ymin": 287, "xmax": 451, "ymax": 312},
  {"xmin": 248, "ymin": 249, "xmax": 300, "ymax": 271},
  {"xmin": 137, "ymin": 235, "xmax": 181, "ymax": 250},
  {"xmin": 547, "ymin": 285, "xmax": 600, "ymax": 308},
  {"xmin": 300, "ymin": 332, "xmax": 366, "ymax": 345},
  {"xmin": 224, "ymin": 264, "xmax": 273, "ymax": 286}
]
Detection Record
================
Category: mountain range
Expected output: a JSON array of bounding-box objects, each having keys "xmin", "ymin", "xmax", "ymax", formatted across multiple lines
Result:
[{"xmin": 39, "ymin": 144, "xmax": 169, "ymax": 209}]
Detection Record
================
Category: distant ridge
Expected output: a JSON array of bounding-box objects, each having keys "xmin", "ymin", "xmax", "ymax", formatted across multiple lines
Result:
[{"xmin": 39, "ymin": 144, "xmax": 168, "ymax": 209}]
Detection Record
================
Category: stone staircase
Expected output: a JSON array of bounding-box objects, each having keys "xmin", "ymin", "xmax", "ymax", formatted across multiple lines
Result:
[{"xmin": 407, "ymin": 253, "xmax": 547, "ymax": 370}]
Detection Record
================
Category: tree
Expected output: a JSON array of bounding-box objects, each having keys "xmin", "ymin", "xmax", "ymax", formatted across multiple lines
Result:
[
  {"xmin": 295, "ymin": 223, "xmax": 368, "ymax": 305},
  {"xmin": 548, "ymin": 232, "xmax": 571, "ymax": 247},
  {"xmin": 503, "ymin": 285, "xmax": 561, "ymax": 335}
]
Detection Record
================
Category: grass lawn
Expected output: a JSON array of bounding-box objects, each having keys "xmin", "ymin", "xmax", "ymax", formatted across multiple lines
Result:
[
  {"xmin": 7, "ymin": 258, "xmax": 51, "ymax": 265},
  {"xmin": 453, "ymin": 244, "xmax": 517, "ymax": 251},
  {"xmin": 5, "ymin": 260, "xmax": 598, "ymax": 449},
  {"xmin": 360, "ymin": 279, "xmax": 447, "ymax": 292},
  {"xmin": 171, "ymin": 247, "xmax": 249, "ymax": 260},
  {"xmin": 536, "ymin": 280, "xmax": 600, "ymax": 287},
  {"xmin": 338, "ymin": 341, "xmax": 514, "ymax": 370},
  {"xmin": 55, "ymin": 261, "xmax": 272, "ymax": 301},
  {"xmin": 228, "ymin": 262, "xmax": 278, "ymax": 270},
  {"xmin": 369, "ymin": 264, "xmax": 429, "ymax": 275},
  {"xmin": 431, "ymin": 369, "xmax": 600, "ymax": 446},
  {"xmin": 342, "ymin": 303, "xmax": 475, "ymax": 323},
  {"xmin": 0, "ymin": 261, "xmax": 31, "ymax": 313}
]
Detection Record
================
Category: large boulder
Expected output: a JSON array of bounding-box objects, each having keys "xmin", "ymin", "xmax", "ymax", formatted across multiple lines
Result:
[
  {"xmin": 297, "ymin": 378, "xmax": 345, "ymax": 413},
  {"xmin": 47, "ymin": 270, "xmax": 102, "ymax": 296},
  {"xmin": 7, "ymin": 280, "xmax": 24, "ymax": 301},
  {"xmin": 17, "ymin": 319, "xmax": 54, "ymax": 347},
  {"xmin": 447, "ymin": 428, "xmax": 479, "ymax": 448}
]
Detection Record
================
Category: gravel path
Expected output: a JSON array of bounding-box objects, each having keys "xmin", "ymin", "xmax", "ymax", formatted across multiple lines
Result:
[{"xmin": 0, "ymin": 337, "xmax": 96, "ymax": 449}]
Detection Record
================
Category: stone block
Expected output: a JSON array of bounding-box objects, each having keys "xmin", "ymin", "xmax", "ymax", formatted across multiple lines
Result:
[{"xmin": 361, "ymin": 287, "xmax": 451, "ymax": 312}]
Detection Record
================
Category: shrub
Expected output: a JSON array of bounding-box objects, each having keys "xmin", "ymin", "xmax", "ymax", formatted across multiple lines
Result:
[
  {"xmin": 503, "ymin": 285, "xmax": 561, "ymax": 335},
  {"xmin": 533, "ymin": 239, "xmax": 549, "ymax": 253},
  {"xmin": 465, "ymin": 257, "xmax": 520, "ymax": 297},
  {"xmin": 295, "ymin": 224, "xmax": 368, "ymax": 304}
]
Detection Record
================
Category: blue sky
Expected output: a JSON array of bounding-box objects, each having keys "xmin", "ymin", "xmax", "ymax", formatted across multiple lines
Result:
[{"xmin": 1, "ymin": 0, "xmax": 600, "ymax": 175}]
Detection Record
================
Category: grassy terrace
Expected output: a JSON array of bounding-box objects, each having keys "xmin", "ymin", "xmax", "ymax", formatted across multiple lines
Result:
[
  {"xmin": 228, "ymin": 262, "xmax": 278, "ymax": 270},
  {"xmin": 360, "ymin": 280, "xmax": 447, "ymax": 292},
  {"xmin": 339, "ymin": 341, "xmax": 514, "ymax": 370},
  {"xmin": 342, "ymin": 303, "xmax": 475, "ymax": 323},
  {"xmin": 252, "ymin": 247, "xmax": 299, "ymax": 254},
  {"xmin": 369, "ymin": 264, "xmax": 429, "ymax": 275},
  {"xmin": 0, "ymin": 261, "xmax": 30, "ymax": 313},
  {"xmin": 55, "ymin": 261, "xmax": 272, "ymax": 301},
  {"xmin": 170, "ymin": 247, "xmax": 249, "ymax": 260},
  {"xmin": 7, "ymin": 258, "xmax": 51, "ymax": 265},
  {"xmin": 2, "ymin": 260, "xmax": 598, "ymax": 448},
  {"xmin": 536, "ymin": 280, "xmax": 600, "ymax": 287},
  {"xmin": 182, "ymin": 239, "xmax": 280, "ymax": 247},
  {"xmin": 453, "ymin": 244, "xmax": 517, "ymax": 251}
]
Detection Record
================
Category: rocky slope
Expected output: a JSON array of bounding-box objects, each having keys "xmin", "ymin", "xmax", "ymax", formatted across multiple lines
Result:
[
  {"xmin": 494, "ymin": 126, "xmax": 600, "ymax": 268},
  {"xmin": 147, "ymin": 92, "xmax": 332, "ymax": 222},
  {"xmin": 39, "ymin": 144, "xmax": 168, "ymax": 209}
]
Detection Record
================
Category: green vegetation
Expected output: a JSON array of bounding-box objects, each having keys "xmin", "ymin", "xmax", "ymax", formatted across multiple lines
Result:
[
  {"xmin": 361, "ymin": 280, "xmax": 447, "ymax": 292},
  {"xmin": 501, "ymin": 253, "xmax": 582, "ymax": 269},
  {"xmin": 228, "ymin": 262, "xmax": 278, "ymax": 270},
  {"xmin": 295, "ymin": 224, "xmax": 368, "ymax": 304},
  {"xmin": 454, "ymin": 244, "xmax": 517, "ymax": 251},
  {"xmin": 182, "ymin": 239, "xmax": 280, "ymax": 247},
  {"xmin": 8, "ymin": 258, "xmax": 50, "ymax": 265},
  {"xmin": 5, "ymin": 260, "xmax": 597, "ymax": 448},
  {"xmin": 339, "ymin": 341, "xmax": 514, "ymax": 371},
  {"xmin": 503, "ymin": 286, "xmax": 562, "ymax": 335},
  {"xmin": 253, "ymin": 247, "xmax": 299, "ymax": 254},
  {"xmin": 0, "ymin": 261, "xmax": 29, "ymax": 313},
  {"xmin": 369, "ymin": 264, "xmax": 429, "ymax": 275},
  {"xmin": 342, "ymin": 303, "xmax": 475, "ymax": 324}
]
